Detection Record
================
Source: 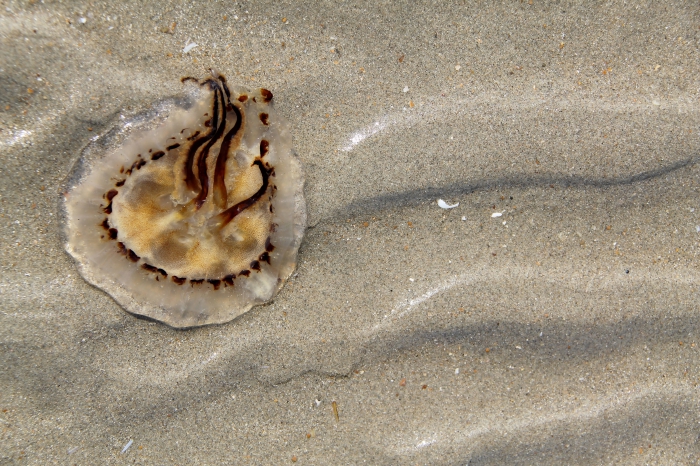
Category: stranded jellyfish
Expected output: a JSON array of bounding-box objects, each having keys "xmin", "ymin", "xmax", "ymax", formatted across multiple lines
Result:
[{"xmin": 61, "ymin": 72, "xmax": 306, "ymax": 327}]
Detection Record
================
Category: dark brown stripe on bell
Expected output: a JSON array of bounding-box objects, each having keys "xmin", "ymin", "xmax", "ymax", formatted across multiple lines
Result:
[
  {"xmin": 218, "ymin": 74, "xmax": 231, "ymax": 99},
  {"xmin": 183, "ymin": 83, "xmax": 223, "ymax": 193},
  {"xmin": 193, "ymin": 86, "xmax": 228, "ymax": 209},
  {"xmin": 213, "ymin": 102, "xmax": 243, "ymax": 209},
  {"xmin": 209, "ymin": 159, "xmax": 273, "ymax": 229}
]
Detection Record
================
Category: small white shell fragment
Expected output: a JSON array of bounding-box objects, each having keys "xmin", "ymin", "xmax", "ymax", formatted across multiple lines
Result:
[
  {"xmin": 403, "ymin": 86, "xmax": 409, "ymax": 93},
  {"xmin": 696, "ymin": 225, "xmax": 700, "ymax": 233},
  {"xmin": 62, "ymin": 72, "xmax": 306, "ymax": 328},
  {"xmin": 121, "ymin": 440, "xmax": 133, "ymax": 454},
  {"xmin": 461, "ymin": 216, "xmax": 466, "ymax": 221},
  {"xmin": 491, "ymin": 212, "xmax": 503, "ymax": 218},
  {"xmin": 437, "ymin": 199, "xmax": 459, "ymax": 209},
  {"xmin": 454, "ymin": 368, "xmax": 460, "ymax": 374},
  {"xmin": 183, "ymin": 42, "xmax": 198, "ymax": 53}
]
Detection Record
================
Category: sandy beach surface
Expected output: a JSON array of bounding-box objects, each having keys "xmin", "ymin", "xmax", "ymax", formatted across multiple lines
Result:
[{"xmin": 1, "ymin": 1, "xmax": 699, "ymax": 464}]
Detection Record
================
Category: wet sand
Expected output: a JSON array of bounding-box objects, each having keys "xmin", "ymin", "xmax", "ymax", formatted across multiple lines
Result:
[{"xmin": 1, "ymin": 1, "xmax": 699, "ymax": 464}]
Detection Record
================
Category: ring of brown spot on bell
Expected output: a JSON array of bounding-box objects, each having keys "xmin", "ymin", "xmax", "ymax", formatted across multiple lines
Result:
[
  {"xmin": 223, "ymin": 274, "xmax": 235, "ymax": 286},
  {"xmin": 207, "ymin": 279, "xmax": 221, "ymax": 290},
  {"xmin": 151, "ymin": 151, "xmax": 165, "ymax": 161},
  {"xmin": 110, "ymin": 75, "xmax": 276, "ymax": 288},
  {"xmin": 260, "ymin": 139, "xmax": 269, "ymax": 157},
  {"xmin": 60, "ymin": 70, "xmax": 308, "ymax": 328},
  {"xmin": 142, "ymin": 263, "xmax": 159, "ymax": 273},
  {"xmin": 260, "ymin": 88, "xmax": 273, "ymax": 103},
  {"xmin": 117, "ymin": 242, "xmax": 127, "ymax": 255}
]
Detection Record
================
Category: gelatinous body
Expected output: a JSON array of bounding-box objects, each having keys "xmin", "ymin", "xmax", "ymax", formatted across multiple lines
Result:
[{"xmin": 62, "ymin": 72, "xmax": 306, "ymax": 327}]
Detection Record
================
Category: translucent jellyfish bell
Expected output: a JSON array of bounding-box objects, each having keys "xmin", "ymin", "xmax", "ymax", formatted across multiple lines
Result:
[{"xmin": 61, "ymin": 72, "xmax": 306, "ymax": 327}]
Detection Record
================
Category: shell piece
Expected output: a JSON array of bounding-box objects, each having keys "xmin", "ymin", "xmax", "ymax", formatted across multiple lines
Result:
[
  {"xmin": 61, "ymin": 73, "xmax": 306, "ymax": 327},
  {"xmin": 437, "ymin": 199, "xmax": 459, "ymax": 209}
]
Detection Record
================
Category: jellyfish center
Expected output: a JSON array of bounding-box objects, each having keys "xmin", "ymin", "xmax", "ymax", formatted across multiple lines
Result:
[{"xmin": 106, "ymin": 74, "xmax": 276, "ymax": 280}]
